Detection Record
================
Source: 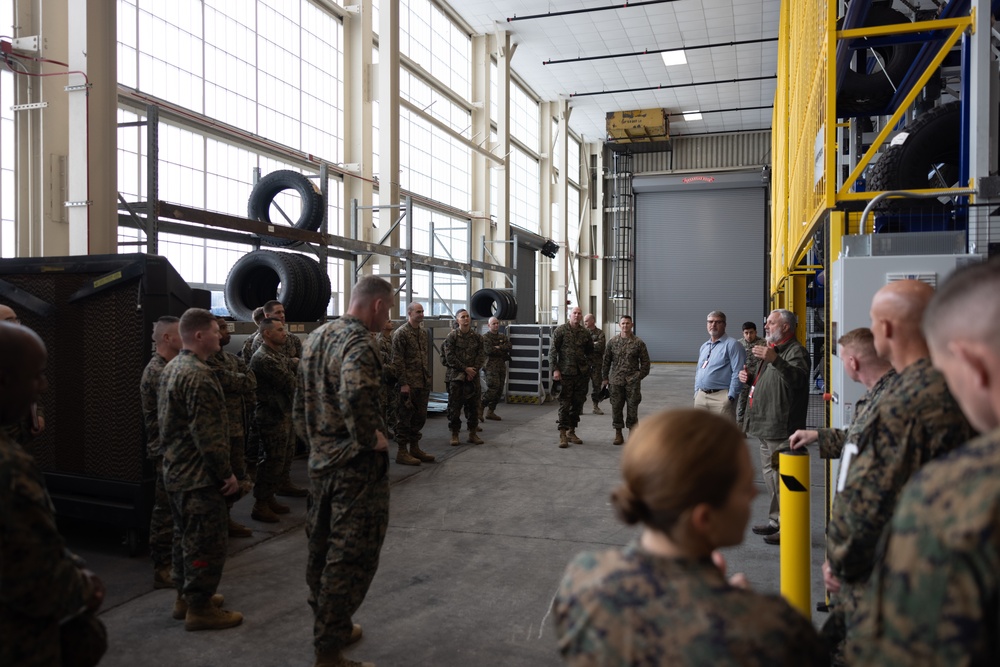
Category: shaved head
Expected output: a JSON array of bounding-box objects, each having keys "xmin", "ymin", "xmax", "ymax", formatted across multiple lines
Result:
[
  {"xmin": 924, "ymin": 260, "xmax": 1000, "ymax": 350},
  {"xmin": 870, "ymin": 279, "xmax": 935, "ymax": 368},
  {"xmin": 0, "ymin": 304, "xmax": 17, "ymax": 322},
  {"xmin": 0, "ymin": 322, "xmax": 47, "ymax": 424}
]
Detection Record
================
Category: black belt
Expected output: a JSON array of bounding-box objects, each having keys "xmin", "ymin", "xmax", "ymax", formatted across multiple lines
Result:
[{"xmin": 699, "ymin": 388, "xmax": 724, "ymax": 394}]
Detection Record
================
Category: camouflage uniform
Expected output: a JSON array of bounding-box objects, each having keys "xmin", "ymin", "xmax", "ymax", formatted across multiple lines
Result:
[
  {"xmin": 140, "ymin": 352, "xmax": 174, "ymax": 572},
  {"xmin": 549, "ymin": 322, "xmax": 594, "ymax": 430},
  {"xmin": 814, "ymin": 369, "xmax": 897, "ymax": 460},
  {"xmin": 826, "ymin": 358, "xmax": 973, "ymax": 658},
  {"xmin": 375, "ymin": 330, "xmax": 397, "ymax": 438},
  {"xmin": 602, "ymin": 334, "xmax": 651, "ymax": 430},
  {"xmin": 587, "ymin": 326, "xmax": 607, "ymax": 403},
  {"xmin": 249, "ymin": 344, "xmax": 296, "ymax": 502},
  {"xmin": 736, "ymin": 335, "xmax": 763, "ymax": 428},
  {"xmin": 240, "ymin": 332, "xmax": 257, "ymax": 362},
  {"xmin": 249, "ymin": 328, "xmax": 303, "ymax": 360},
  {"xmin": 854, "ymin": 428, "xmax": 1000, "ymax": 666},
  {"xmin": 0, "ymin": 431, "xmax": 103, "ymax": 667},
  {"xmin": 206, "ymin": 349, "xmax": 256, "ymax": 484},
  {"xmin": 292, "ymin": 315, "xmax": 389, "ymax": 656},
  {"xmin": 158, "ymin": 350, "xmax": 233, "ymax": 606},
  {"xmin": 481, "ymin": 330, "xmax": 512, "ymax": 411},
  {"xmin": 443, "ymin": 327, "xmax": 487, "ymax": 433},
  {"xmin": 391, "ymin": 322, "xmax": 431, "ymax": 446},
  {"xmin": 553, "ymin": 541, "xmax": 826, "ymax": 666}
]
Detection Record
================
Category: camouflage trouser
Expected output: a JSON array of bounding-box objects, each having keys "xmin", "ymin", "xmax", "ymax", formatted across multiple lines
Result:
[
  {"xmin": 169, "ymin": 486, "xmax": 228, "ymax": 606},
  {"xmin": 378, "ymin": 383, "xmax": 397, "ymax": 437},
  {"xmin": 149, "ymin": 456, "xmax": 174, "ymax": 569},
  {"xmin": 482, "ymin": 366, "xmax": 507, "ymax": 410},
  {"xmin": 447, "ymin": 379, "xmax": 481, "ymax": 432},
  {"xmin": 736, "ymin": 385, "xmax": 751, "ymax": 428},
  {"xmin": 254, "ymin": 419, "xmax": 292, "ymax": 500},
  {"xmin": 245, "ymin": 422, "xmax": 260, "ymax": 470},
  {"xmin": 556, "ymin": 374, "xmax": 589, "ymax": 430},
  {"xmin": 306, "ymin": 452, "xmax": 389, "ymax": 654},
  {"xmin": 589, "ymin": 363, "xmax": 603, "ymax": 403},
  {"xmin": 610, "ymin": 383, "xmax": 642, "ymax": 429},
  {"xmin": 835, "ymin": 579, "xmax": 867, "ymax": 666},
  {"xmin": 226, "ymin": 436, "xmax": 247, "ymax": 509},
  {"xmin": 395, "ymin": 387, "xmax": 429, "ymax": 445}
]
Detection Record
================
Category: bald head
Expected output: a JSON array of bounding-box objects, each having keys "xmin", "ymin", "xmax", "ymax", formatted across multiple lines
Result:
[
  {"xmin": 0, "ymin": 304, "xmax": 18, "ymax": 323},
  {"xmin": 870, "ymin": 280, "xmax": 935, "ymax": 369},
  {"xmin": 924, "ymin": 260, "xmax": 1000, "ymax": 350},
  {"xmin": 0, "ymin": 322, "xmax": 47, "ymax": 425}
]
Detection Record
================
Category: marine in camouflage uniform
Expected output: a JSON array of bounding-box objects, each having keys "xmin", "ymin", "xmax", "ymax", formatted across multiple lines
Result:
[
  {"xmin": 553, "ymin": 541, "xmax": 826, "ymax": 666},
  {"xmin": 292, "ymin": 276, "xmax": 391, "ymax": 665},
  {"xmin": 249, "ymin": 336, "xmax": 297, "ymax": 518},
  {"xmin": 443, "ymin": 310, "xmax": 487, "ymax": 443},
  {"xmin": 375, "ymin": 323, "xmax": 397, "ymax": 439},
  {"xmin": 813, "ymin": 368, "xmax": 896, "ymax": 460},
  {"xmin": 158, "ymin": 349, "xmax": 234, "ymax": 611},
  {"xmin": 584, "ymin": 314, "xmax": 607, "ymax": 414},
  {"xmin": 736, "ymin": 324, "xmax": 763, "ymax": 429},
  {"xmin": 829, "ymin": 358, "xmax": 973, "ymax": 657},
  {"xmin": 602, "ymin": 317, "xmax": 651, "ymax": 444},
  {"xmin": 140, "ymin": 350, "xmax": 176, "ymax": 584},
  {"xmin": 392, "ymin": 303, "xmax": 433, "ymax": 465},
  {"xmin": 481, "ymin": 318, "xmax": 512, "ymax": 418},
  {"xmin": 549, "ymin": 307, "xmax": 594, "ymax": 446}
]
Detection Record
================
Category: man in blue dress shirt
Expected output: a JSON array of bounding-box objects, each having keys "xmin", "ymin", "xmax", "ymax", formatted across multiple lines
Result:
[{"xmin": 693, "ymin": 311, "xmax": 746, "ymax": 421}]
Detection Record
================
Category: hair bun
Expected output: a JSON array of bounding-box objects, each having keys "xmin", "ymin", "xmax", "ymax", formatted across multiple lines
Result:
[{"xmin": 611, "ymin": 485, "xmax": 649, "ymax": 525}]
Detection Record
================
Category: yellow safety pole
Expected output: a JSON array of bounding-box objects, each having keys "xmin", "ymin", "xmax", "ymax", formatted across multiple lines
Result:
[{"xmin": 779, "ymin": 449, "xmax": 811, "ymax": 616}]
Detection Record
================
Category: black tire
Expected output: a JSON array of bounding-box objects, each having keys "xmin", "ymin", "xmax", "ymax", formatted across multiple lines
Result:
[
  {"xmin": 224, "ymin": 250, "xmax": 310, "ymax": 321},
  {"xmin": 470, "ymin": 289, "xmax": 517, "ymax": 321},
  {"xmin": 285, "ymin": 253, "xmax": 332, "ymax": 321},
  {"xmin": 838, "ymin": 6, "xmax": 922, "ymax": 117},
  {"xmin": 247, "ymin": 170, "xmax": 325, "ymax": 247},
  {"xmin": 866, "ymin": 101, "xmax": 961, "ymax": 214}
]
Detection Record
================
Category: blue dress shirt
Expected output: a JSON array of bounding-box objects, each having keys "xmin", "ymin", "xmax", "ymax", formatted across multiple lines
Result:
[{"xmin": 694, "ymin": 335, "xmax": 746, "ymax": 400}]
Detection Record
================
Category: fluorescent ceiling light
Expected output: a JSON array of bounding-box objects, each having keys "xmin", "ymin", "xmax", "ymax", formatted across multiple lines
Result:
[
  {"xmin": 681, "ymin": 110, "xmax": 702, "ymax": 122},
  {"xmin": 660, "ymin": 50, "xmax": 687, "ymax": 67}
]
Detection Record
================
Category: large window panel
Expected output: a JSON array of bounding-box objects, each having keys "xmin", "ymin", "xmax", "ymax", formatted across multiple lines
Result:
[
  {"xmin": 568, "ymin": 136, "xmax": 581, "ymax": 186},
  {"xmin": 400, "ymin": 0, "xmax": 470, "ymax": 100},
  {"xmin": 511, "ymin": 81, "xmax": 539, "ymax": 152},
  {"xmin": 399, "ymin": 108, "xmax": 470, "ymax": 212},
  {"xmin": 567, "ymin": 185, "xmax": 581, "ymax": 254},
  {"xmin": 509, "ymin": 147, "xmax": 540, "ymax": 234}
]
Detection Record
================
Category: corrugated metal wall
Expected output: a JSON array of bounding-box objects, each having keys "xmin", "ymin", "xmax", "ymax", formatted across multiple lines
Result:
[{"xmin": 630, "ymin": 131, "xmax": 772, "ymax": 173}]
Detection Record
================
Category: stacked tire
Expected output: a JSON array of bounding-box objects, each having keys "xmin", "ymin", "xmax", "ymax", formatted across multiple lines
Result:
[
  {"xmin": 247, "ymin": 170, "xmax": 325, "ymax": 247},
  {"xmin": 470, "ymin": 288, "xmax": 517, "ymax": 321},
  {"xmin": 224, "ymin": 250, "xmax": 331, "ymax": 322}
]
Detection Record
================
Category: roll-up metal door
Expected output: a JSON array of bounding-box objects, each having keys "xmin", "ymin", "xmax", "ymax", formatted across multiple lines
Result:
[{"xmin": 633, "ymin": 176, "xmax": 766, "ymax": 362}]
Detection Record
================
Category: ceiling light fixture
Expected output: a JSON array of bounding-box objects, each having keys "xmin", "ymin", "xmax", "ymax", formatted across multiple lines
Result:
[
  {"xmin": 660, "ymin": 50, "xmax": 687, "ymax": 67},
  {"xmin": 681, "ymin": 111, "xmax": 703, "ymax": 122}
]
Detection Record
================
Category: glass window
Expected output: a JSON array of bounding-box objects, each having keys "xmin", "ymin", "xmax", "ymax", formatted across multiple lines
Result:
[
  {"xmin": 568, "ymin": 136, "xmax": 581, "ymax": 186},
  {"xmin": 510, "ymin": 81, "xmax": 539, "ymax": 151},
  {"xmin": 509, "ymin": 147, "xmax": 540, "ymax": 234}
]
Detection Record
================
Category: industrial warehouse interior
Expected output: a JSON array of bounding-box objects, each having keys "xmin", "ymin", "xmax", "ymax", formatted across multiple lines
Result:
[{"xmin": 1, "ymin": 0, "xmax": 998, "ymax": 666}]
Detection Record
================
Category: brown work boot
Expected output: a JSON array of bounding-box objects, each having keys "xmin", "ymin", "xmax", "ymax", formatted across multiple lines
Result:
[
  {"xmin": 267, "ymin": 496, "xmax": 291, "ymax": 514},
  {"xmin": 558, "ymin": 429, "xmax": 569, "ymax": 448},
  {"xmin": 395, "ymin": 444, "xmax": 421, "ymax": 465},
  {"xmin": 449, "ymin": 431, "xmax": 461, "ymax": 447},
  {"xmin": 153, "ymin": 564, "xmax": 173, "ymax": 590},
  {"xmin": 228, "ymin": 517, "xmax": 253, "ymax": 538},
  {"xmin": 612, "ymin": 429, "xmax": 624, "ymax": 446},
  {"xmin": 276, "ymin": 482, "xmax": 308, "ymax": 498},
  {"xmin": 409, "ymin": 442, "xmax": 435, "ymax": 463},
  {"xmin": 485, "ymin": 407, "xmax": 501, "ymax": 421},
  {"xmin": 567, "ymin": 429, "xmax": 583, "ymax": 444},
  {"xmin": 172, "ymin": 593, "xmax": 225, "ymax": 620},
  {"xmin": 348, "ymin": 622, "xmax": 363, "ymax": 645},
  {"xmin": 467, "ymin": 431, "xmax": 484, "ymax": 445},
  {"xmin": 184, "ymin": 601, "xmax": 243, "ymax": 631},
  {"xmin": 251, "ymin": 500, "xmax": 280, "ymax": 523},
  {"xmin": 314, "ymin": 647, "xmax": 374, "ymax": 667},
  {"xmin": 592, "ymin": 401, "xmax": 604, "ymax": 415}
]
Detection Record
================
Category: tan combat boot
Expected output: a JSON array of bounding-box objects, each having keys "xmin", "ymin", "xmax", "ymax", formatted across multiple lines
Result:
[
  {"xmin": 314, "ymin": 647, "xmax": 374, "ymax": 667},
  {"xmin": 592, "ymin": 401, "xmax": 604, "ymax": 415},
  {"xmin": 251, "ymin": 499, "xmax": 280, "ymax": 523},
  {"xmin": 395, "ymin": 443, "xmax": 421, "ymax": 466},
  {"xmin": 184, "ymin": 600, "xmax": 243, "ymax": 631},
  {"xmin": 228, "ymin": 517, "xmax": 253, "ymax": 538},
  {"xmin": 613, "ymin": 429, "xmax": 624, "ymax": 446},
  {"xmin": 567, "ymin": 429, "xmax": 583, "ymax": 444},
  {"xmin": 409, "ymin": 442, "xmax": 435, "ymax": 463},
  {"xmin": 485, "ymin": 407, "xmax": 501, "ymax": 421},
  {"xmin": 558, "ymin": 429, "xmax": 569, "ymax": 448},
  {"xmin": 153, "ymin": 564, "xmax": 173, "ymax": 589},
  {"xmin": 449, "ymin": 431, "xmax": 461, "ymax": 446},
  {"xmin": 267, "ymin": 496, "xmax": 291, "ymax": 514},
  {"xmin": 173, "ymin": 593, "xmax": 226, "ymax": 620},
  {"xmin": 467, "ymin": 430, "xmax": 484, "ymax": 445}
]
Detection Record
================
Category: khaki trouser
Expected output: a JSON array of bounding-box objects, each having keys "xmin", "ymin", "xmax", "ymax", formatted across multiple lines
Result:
[{"xmin": 694, "ymin": 389, "xmax": 736, "ymax": 420}]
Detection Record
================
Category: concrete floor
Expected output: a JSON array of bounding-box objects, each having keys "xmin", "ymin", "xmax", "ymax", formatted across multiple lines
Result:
[{"xmin": 66, "ymin": 364, "xmax": 830, "ymax": 667}]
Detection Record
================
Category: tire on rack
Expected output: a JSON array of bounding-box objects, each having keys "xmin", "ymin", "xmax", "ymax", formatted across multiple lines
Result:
[
  {"xmin": 285, "ymin": 253, "xmax": 332, "ymax": 321},
  {"xmin": 224, "ymin": 250, "xmax": 310, "ymax": 322},
  {"xmin": 470, "ymin": 288, "xmax": 517, "ymax": 321},
  {"xmin": 837, "ymin": 6, "xmax": 922, "ymax": 117},
  {"xmin": 866, "ymin": 101, "xmax": 961, "ymax": 215},
  {"xmin": 247, "ymin": 170, "xmax": 325, "ymax": 247}
]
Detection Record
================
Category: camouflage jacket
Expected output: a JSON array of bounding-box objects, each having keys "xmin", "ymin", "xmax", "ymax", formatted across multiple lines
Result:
[
  {"xmin": 482, "ymin": 331, "xmax": 512, "ymax": 373},
  {"xmin": 740, "ymin": 335, "xmax": 764, "ymax": 380},
  {"xmin": 553, "ymin": 541, "xmax": 826, "ymax": 666},
  {"xmin": 140, "ymin": 353, "xmax": 169, "ymax": 458},
  {"xmin": 0, "ymin": 431, "xmax": 98, "ymax": 667},
  {"xmin": 250, "ymin": 329, "xmax": 303, "ymax": 360},
  {"xmin": 443, "ymin": 328, "xmax": 486, "ymax": 382},
  {"xmin": 391, "ymin": 323, "xmax": 430, "ymax": 389},
  {"xmin": 587, "ymin": 327, "xmax": 606, "ymax": 366},
  {"xmin": 827, "ymin": 358, "xmax": 974, "ymax": 591},
  {"xmin": 157, "ymin": 350, "xmax": 232, "ymax": 493},
  {"xmin": 815, "ymin": 368, "xmax": 897, "ymax": 460},
  {"xmin": 205, "ymin": 349, "xmax": 256, "ymax": 438},
  {"xmin": 602, "ymin": 334, "xmax": 651, "ymax": 386},
  {"xmin": 249, "ymin": 344, "xmax": 296, "ymax": 426},
  {"xmin": 743, "ymin": 337, "xmax": 810, "ymax": 440},
  {"xmin": 550, "ymin": 323, "xmax": 594, "ymax": 377},
  {"xmin": 376, "ymin": 331, "xmax": 395, "ymax": 383},
  {"xmin": 241, "ymin": 332, "xmax": 257, "ymax": 362},
  {"xmin": 854, "ymin": 427, "xmax": 1000, "ymax": 666},
  {"xmin": 292, "ymin": 315, "xmax": 385, "ymax": 475}
]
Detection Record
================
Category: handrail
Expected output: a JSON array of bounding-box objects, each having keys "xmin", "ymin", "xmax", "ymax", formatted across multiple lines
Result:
[{"xmin": 859, "ymin": 188, "xmax": 977, "ymax": 234}]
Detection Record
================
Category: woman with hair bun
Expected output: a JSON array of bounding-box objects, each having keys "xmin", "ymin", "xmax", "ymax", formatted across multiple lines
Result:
[{"xmin": 553, "ymin": 408, "xmax": 826, "ymax": 666}]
